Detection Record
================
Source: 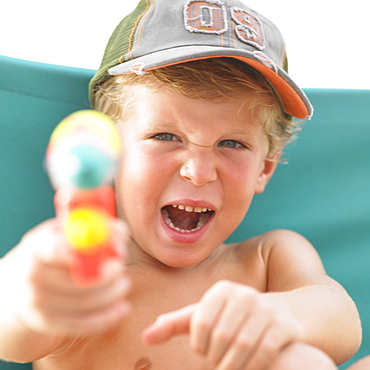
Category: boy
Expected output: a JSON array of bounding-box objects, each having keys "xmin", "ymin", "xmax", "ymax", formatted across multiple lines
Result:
[{"xmin": 0, "ymin": 0, "xmax": 362, "ymax": 369}]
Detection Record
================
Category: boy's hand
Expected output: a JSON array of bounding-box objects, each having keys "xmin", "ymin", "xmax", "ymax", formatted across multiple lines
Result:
[
  {"xmin": 143, "ymin": 280, "xmax": 304, "ymax": 370},
  {"xmin": 1, "ymin": 218, "xmax": 131, "ymax": 337}
]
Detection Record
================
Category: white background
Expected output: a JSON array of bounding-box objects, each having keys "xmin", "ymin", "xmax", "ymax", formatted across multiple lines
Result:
[{"xmin": 1, "ymin": 0, "xmax": 369, "ymax": 89}]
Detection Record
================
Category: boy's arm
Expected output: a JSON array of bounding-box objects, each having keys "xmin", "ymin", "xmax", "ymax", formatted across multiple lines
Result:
[
  {"xmin": 0, "ymin": 230, "xmax": 64, "ymax": 363},
  {"xmin": 262, "ymin": 229, "xmax": 362, "ymax": 364},
  {"xmin": 0, "ymin": 219, "xmax": 131, "ymax": 363},
  {"xmin": 0, "ymin": 306, "xmax": 64, "ymax": 363},
  {"xmin": 143, "ymin": 229, "xmax": 361, "ymax": 367}
]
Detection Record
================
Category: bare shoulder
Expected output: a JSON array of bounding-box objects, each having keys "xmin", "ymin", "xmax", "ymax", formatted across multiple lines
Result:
[
  {"xmin": 259, "ymin": 229, "xmax": 324, "ymax": 268},
  {"xmin": 257, "ymin": 228, "xmax": 315, "ymax": 246},
  {"xmin": 236, "ymin": 229, "xmax": 320, "ymax": 263},
  {"xmin": 237, "ymin": 229, "xmax": 340, "ymax": 292}
]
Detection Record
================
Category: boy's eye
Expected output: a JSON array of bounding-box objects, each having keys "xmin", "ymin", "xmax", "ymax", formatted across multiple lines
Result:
[
  {"xmin": 153, "ymin": 133, "xmax": 177, "ymax": 141},
  {"xmin": 218, "ymin": 140, "xmax": 244, "ymax": 149}
]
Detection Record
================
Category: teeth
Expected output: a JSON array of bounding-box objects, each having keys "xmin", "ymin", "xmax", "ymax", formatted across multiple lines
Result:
[
  {"xmin": 172, "ymin": 204, "xmax": 211, "ymax": 213},
  {"xmin": 162, "ymin": 209, "xmax": 211, "ymax": 234}
]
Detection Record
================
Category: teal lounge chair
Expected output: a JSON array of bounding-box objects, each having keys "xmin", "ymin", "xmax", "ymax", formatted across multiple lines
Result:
[{"xmin": 0, "ymin": 55, "xmax": 369, "ymax": 369}]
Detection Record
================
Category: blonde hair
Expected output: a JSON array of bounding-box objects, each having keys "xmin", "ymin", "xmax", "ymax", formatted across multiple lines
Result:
[{"xmin": 93, "ymin": 58, "xmax": 300, "ymax": 157}]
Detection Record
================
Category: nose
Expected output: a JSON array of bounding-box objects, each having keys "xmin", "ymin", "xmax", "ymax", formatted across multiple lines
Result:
[{"xmin": 179, "ymin": 146, "xmax": 217, "ymax": 186}]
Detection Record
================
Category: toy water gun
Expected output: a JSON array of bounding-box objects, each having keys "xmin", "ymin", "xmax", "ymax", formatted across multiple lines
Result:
[{"xmin": 45, "ymin": 110, "xmax": 121, "ymax": 285}]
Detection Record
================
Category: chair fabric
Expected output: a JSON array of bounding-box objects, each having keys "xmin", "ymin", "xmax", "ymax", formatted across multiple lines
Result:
[{"xmin": 0, "ymin": 55, "xmax": 369, "ymax": 369}]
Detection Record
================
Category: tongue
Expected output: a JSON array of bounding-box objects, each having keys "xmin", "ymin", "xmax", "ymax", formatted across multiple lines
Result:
[{"xmin": 166, "ymin": 206, "xmax": 200, "ymax": 230}]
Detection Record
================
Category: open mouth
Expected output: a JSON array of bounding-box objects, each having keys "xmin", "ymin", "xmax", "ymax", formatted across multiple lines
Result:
[{"xmin": 161, "ymin": 205, "xmax": 214, "ymax": 234}]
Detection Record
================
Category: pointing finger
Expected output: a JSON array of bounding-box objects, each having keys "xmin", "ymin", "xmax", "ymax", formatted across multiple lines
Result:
[{"xmin": 142, "ymin": 304, "xmax": 196, "ymax": 345}]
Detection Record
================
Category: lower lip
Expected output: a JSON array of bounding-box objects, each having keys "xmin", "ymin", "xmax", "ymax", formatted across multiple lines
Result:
[{"xmin": 160, "ymin": 213, "xmax": 213, "ymax": 244}]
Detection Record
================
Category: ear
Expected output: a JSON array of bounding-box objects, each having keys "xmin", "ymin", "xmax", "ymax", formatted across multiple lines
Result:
[{"xmin": 254, "ymin": 151, "xmax": 281, "ymax": 194}]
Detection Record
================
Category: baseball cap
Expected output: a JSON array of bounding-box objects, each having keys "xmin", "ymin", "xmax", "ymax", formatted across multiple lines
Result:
[{"xmin": 90, "ymin": 0, "xmax": 313, "ymax": 119}]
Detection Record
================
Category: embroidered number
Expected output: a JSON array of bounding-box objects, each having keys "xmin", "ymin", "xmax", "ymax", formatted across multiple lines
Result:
[
  {"xmin": 231, "ymin": 7, "xmax": 265, "ymax": 50},
  {"xmin": 184, "ymin": 1, "xmax": 266, "ymax": 50},
  {"xmin": 184, "ymin": 0, "xmax": 227, "ymax": 34}
]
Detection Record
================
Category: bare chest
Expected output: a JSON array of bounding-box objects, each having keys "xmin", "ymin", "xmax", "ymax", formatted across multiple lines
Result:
[
  {"xmin": 36, "ymin": 280, "xmax": 214, "ymax": 369},
  {"xmin": 35, "ymin": 249, "xmax": 267, "ymax": 369}
]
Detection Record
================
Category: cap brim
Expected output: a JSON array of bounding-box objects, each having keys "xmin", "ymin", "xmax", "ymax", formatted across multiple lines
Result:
[{"xmin": 108, "ymin": 46, "xmax": 313, "ymax": 120}]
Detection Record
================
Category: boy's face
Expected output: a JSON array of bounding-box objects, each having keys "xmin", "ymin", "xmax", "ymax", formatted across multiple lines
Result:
[{"xmin": 115, "ymin": 84, "xmax": 278, "ymax": 268}]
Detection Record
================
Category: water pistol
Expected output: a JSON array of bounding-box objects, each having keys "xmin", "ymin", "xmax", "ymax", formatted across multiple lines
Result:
[{"xmin": 45, "ymin": 110, "xmax": 121, "ymax": 285}]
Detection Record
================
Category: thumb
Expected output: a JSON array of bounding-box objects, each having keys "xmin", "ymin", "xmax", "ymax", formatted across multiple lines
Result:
[
  {"xmin": 20, "ymin": 218, "xmax": 71, "ymax": 267},
  {"xmin": 142, "ymin": 304, "xmax": 197, "ymax": 345}
]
